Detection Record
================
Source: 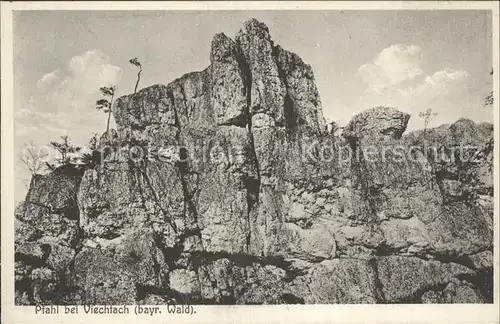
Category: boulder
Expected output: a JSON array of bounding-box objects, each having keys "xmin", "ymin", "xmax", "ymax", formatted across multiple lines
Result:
[{"xmin": 344, "ymin": 106, "xmax": 410, "ymax": 140}]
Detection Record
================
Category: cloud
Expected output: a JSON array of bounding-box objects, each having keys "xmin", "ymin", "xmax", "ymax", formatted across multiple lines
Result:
[
  {"xmin": 67, "ymin": 49, "xmax": 122, "ymax": 89},
  {"xmin": 358, "ymin": 44, "xmax": 424, "ymax": 94},
  {"xmin": 31, "ymin": 49, "xmax": 122, "ymax": 116},
  {"xmin": 399, "ymin": 68, "xmax": 469, "ymax": 97},
  {"xmin": 37, "ymin": 70, "xmax": 61, "ymax": 91},
  {"xmin": 17, "ymin": 50, "xmax": 122, "ymax": 145},
  {"xmin": 358, "ymin": 45, "xmax": 471, "ymax": 112},
  {"xmin": 398, "ymin": 68, "xmax": 474, "ymax": 130},
  {"xmin": 356, "ymin": 46, "xmax": 479, "ymax": 132}
]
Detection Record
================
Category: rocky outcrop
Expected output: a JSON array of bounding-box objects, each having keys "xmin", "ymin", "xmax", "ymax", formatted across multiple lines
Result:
[
  {"xmin": 15, "ymin": 165, "xmax": 83, "ymax": 304},
  {"xmin": 344, "ymin": 106, "xmax": 410, "ymax": 141},
  {"xmin": 14, "ymin": 19, "xmax": 493, "ymax": 305}
]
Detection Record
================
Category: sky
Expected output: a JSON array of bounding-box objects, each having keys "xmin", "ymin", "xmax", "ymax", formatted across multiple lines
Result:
[{"xmin": 13, "ymin": 10, "xmax": 493, "ymax": 202}]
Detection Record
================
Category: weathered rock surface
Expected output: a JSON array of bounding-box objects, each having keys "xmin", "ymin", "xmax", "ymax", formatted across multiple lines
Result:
[
  {"xmin": 344, "ymin": 106, "xmax": 410, "ymax": 140},
  {"xmin": 15, "ymin": 19, "xmax": 493, "ymax": 304}
]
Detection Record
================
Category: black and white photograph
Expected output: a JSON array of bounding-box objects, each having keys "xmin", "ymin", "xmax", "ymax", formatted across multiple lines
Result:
[{"xmin": 1, "ymin": 2, "xmax": 499, "ymax": 323}]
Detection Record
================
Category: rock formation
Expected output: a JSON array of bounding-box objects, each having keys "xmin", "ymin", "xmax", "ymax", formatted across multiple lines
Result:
[{"xmin": 15, "ymin": 19, "xmax": 493, "ymax": 305}]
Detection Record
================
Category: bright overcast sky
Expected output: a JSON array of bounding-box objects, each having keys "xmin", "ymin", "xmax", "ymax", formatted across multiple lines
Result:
[{"xmin": 13, "ymin": 10, "xmax": 493, "ymax": 201}]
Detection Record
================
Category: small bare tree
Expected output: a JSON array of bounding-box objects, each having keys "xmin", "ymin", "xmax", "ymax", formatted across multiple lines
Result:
[
  {"xmin": 20, "ymin": 141, "xmax": 49, "ymax": 175},
  {"xmin": 129, "ymin": 57, "xmax": 142, "ymax": 93},
  {"xmin": 418, "ymin": 108, "xmax": 438, "ymax": 133},
  {"xmin": 95, "ymin": 86, "xmax": 116, "ymax": 134}
]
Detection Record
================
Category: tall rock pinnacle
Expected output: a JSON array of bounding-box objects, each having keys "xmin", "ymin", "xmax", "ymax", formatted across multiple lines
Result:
[{"xmin": 14, "ymin": 19, "xmax": 493, "ymax": 305}]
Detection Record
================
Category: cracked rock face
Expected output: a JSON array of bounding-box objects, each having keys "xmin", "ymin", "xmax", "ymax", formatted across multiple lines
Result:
[{"xmin": 15, "ymin": 19, "xmax": 493, "ymax": 305}]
